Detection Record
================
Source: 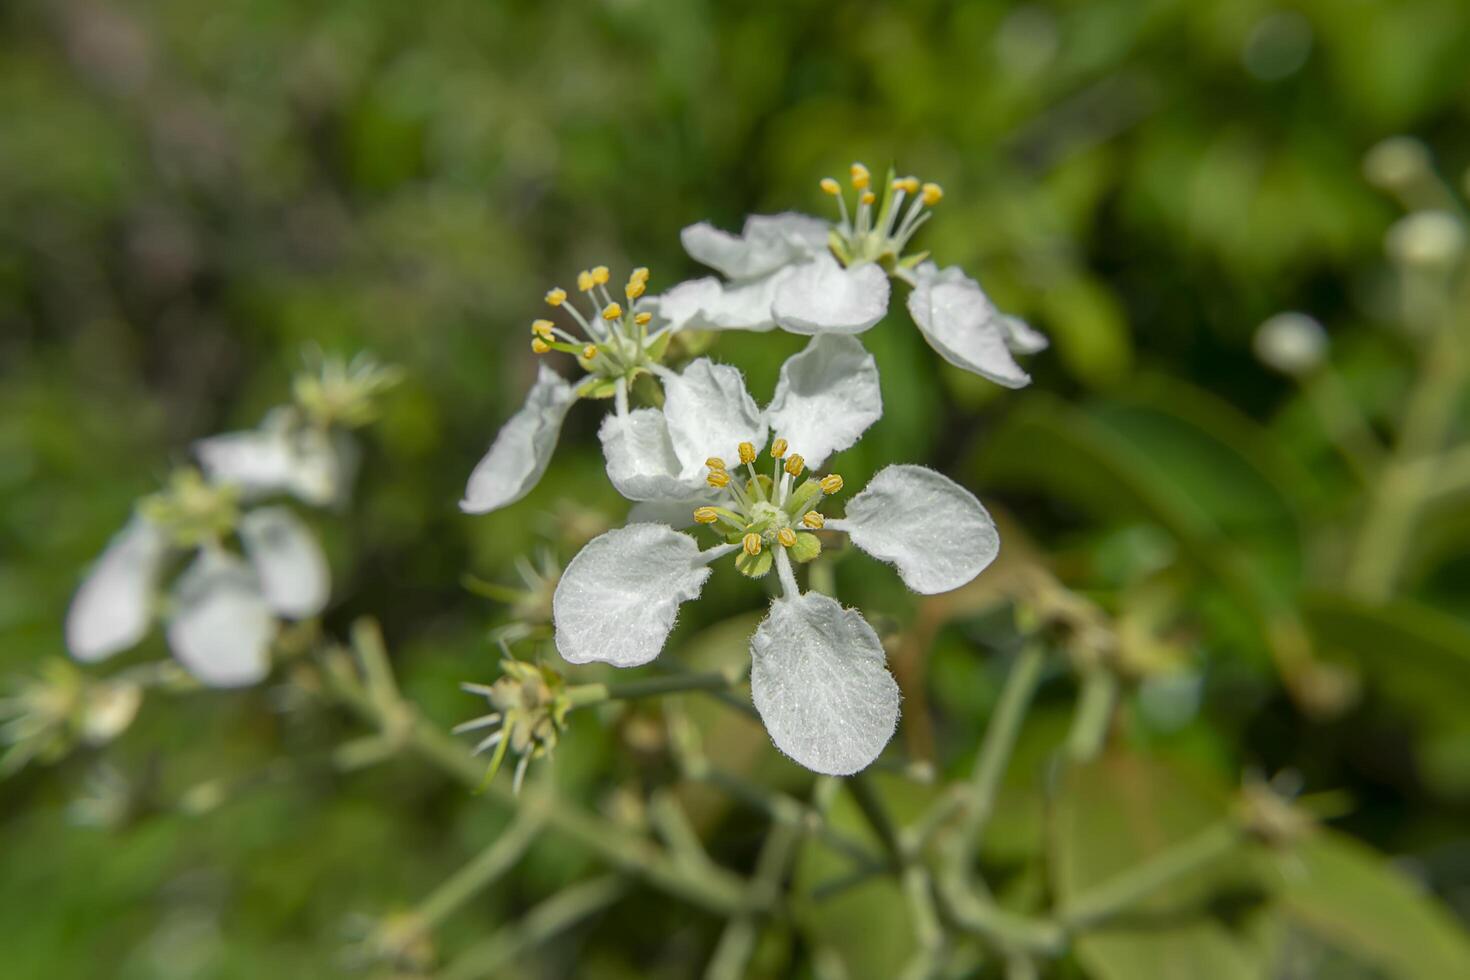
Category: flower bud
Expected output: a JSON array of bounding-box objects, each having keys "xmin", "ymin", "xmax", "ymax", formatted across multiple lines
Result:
[
  {"xmin": 1253, "ymin": 313, "xmax": 1327, "ymax": 376},
  {"xmin": 1386, "ymin": 211, "xmax": 1465, "ymax": 271},
  {"xmin": 1363, "ymin": 136, "xmax": 1431, "ymax": 194}
]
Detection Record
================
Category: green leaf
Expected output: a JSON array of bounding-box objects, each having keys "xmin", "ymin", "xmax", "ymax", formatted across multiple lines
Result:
[{"xmin": 1050, "ymin": 751, "xmax": 1267, "ymax": 980}]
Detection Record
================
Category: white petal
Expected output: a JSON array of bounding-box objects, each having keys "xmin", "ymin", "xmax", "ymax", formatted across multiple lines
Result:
[
  {"xmin": 66, "ymin": 516, "xmax": 168, "ymax": 662},
  {"xmin": 656, "ymin": 274, "xmax": 785, "ymax": 333},
  {"xmin": 764, "ymin": 334, "xmax": 883, "ymax": 469},
  {"xmin": 552, "ymin": 525, "xmax": 712, "ymax": 667},
  {"xmin": 166, "ymin": 551, "xmax": 276, "ymax": 688},
  {"xmin": 598, "ymin": 409, "xmax": 705, "ymax": 502},
  {"xmin": 238, "ymin": 507, "xmax": 330, "ymax": 619},
  {"xmin": 906, "ymin": 264, "xmax": 1030, "ymax": 387},
  {"xmin": 460, "ymin": 365, "xmax": 577, "ymax": 514},
  {"xmin": 660, "ymin": 359, "xmax": 767, "ymax": 477},
  {"xmin": 831, "ymin": 465, "xmax": 1000, "ymax": 595},
  {"xmin": 195, "ymin": 415, "xmax": 343, "ymax": 507},
  {"xmin": 771, "ymin": 255, "xmax": 891, "ymax": 335},
  {"xmin": 681, "ymin": 212, "xmax": 827, "ymax": 281},
  {"xmin": 749, "ymin": 592, "xmax": 900, "ymax": 776},
  {"xmin": 1001, "ymin": 315, "xmax": 1049, "ymax": 355},
  {"xmin": 626, "ymin": 497, "xmax": 717, "ymax": 528}
]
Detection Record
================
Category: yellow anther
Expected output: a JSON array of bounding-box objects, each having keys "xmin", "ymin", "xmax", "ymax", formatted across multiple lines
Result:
[
  {"xmin": 591, "ymin": 265, "xmax": 610, "ymax": 285},
  {"xmin": 630, "ymin": 266, "xmax": 650, "ymax": 284},
  {"xmin": 900, "ymin": 176, "xmax": 920, "ymax": 194},
  {"xmin": 921, "ymin": 182, "xmax": 944, "ymax": 206},
  {"xmin": 738, "ymin": 442, "xmax": 757, "ymax": 465},
  {"xmin": 770, "ymin": 438, "xmax": 789, "ymax": 459},
  {"xmin": 545, "ymin": 288, "xmax": 567, "ymax": 306},
  {"xmin": 860, "ymin": 191, "xmax": 876, "ymax": 206},
  {"xmin": 601, "ymin": 302, "xmax": 623, "ymax": 320},
  {"xmin": 850, "ymin": 162, "xmax": 870, "ymax": 189},
  {"xmin": 531, "ymin": 338, "xmax": 551, "ymax": 354},
  {"xmin": 531, "ymin": 319, "xmax": 555, "ymax": 338},
  {"xmin": 582, "ymin": 344, "xmax": 598, "ymax": 360},
  {"xmin": 577, "ymin": 270, "xmax": 595, "ymax": 292},
  {"xmin": 820, "ymin": 177, "xmax": 841, "ymax": 195},
  {"xmin": 634, "ymin": 311, "xmax": 652, "ymax": 325},
  {"xmin": 707, "ymin": 469, "xmax": 731, "ymax": 489},
  {"xmin": 777, "ymin": 528, "xmax": 797, "ymax": 548},
  {"xmin": 784, "ymin": 454, "xmax": 805, "ymax": 477},
  {"xmin": 693, "ymin": 507, "xmax": 720, "ymax": 525},
  {"xmin": 705, "ymin": 456, "xmax": 727, "ymax": 472},
  {"xmin": 820, "ymin": 473, "xmax": 844, "ymax": 494},
  {"xmin": 625, "ymin": 280, "xmax": 646, "ymax": 300},
  {"xmin": 802, "ymin": 511, "xmax": 825, "ymax": 529},
  {"xmin": 742, "ymin": 532, "xmax": 763, "ymax": 556}
]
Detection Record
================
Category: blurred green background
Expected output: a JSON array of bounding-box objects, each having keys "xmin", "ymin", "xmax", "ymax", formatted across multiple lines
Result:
[{"xmin": 4, "ymin": 0, "xmax": 1470, "ymax": 977}]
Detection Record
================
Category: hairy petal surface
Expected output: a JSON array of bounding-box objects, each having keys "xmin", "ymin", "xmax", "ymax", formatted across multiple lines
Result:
[
  {"xmin": 461, "ymin": 365, "xmax": 576, "ymax": 514},
  {"xmin": 166, "ymin": 551, "xmax": 276, "ymax": 688},
  {"xmin": 681, "ymin": 212, "xmax": 827, "ymax": 281},
  {"xmin": 833, "ymin": 464, "xmax": 1000, "ymax": 594},
  {"xmin": 657, "ymin": 275, "xmax": 786, "ymax": 333},
  {"xmin": 238, "ymin": 507, "xmax": 330, "ymax": 619},
  {"xmin": 749, "ymin": 593, "xmax": 900, "ymax": 775},
  {"xmin": 553, "ymin": 525, "xmax": 712, "ymax": 667},
  {"xmin": 66, "ymin": 516, "xmax": 168, "ymax": 663},
  {"xmin": 660, "ymin": 359, "xmax": 766, "ymax": 477},
  {"xmin": 771, "ymin": 254, "xmax": 891, "ymax": 335},
  {"xmin": 906, "ymin": 264, "xmax": 1031, "ymax": 387},
  {"xmin": 765, "ymin": 334, "xmax": 883, "ymax": 469},
  {"xmin": 599, "ymin": 409, "xmax": 707, "ymax": 502}
]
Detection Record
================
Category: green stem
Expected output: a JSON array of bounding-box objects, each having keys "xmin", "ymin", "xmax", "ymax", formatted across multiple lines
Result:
[
  {"xmin": 704, "ymin": 821, "xmax": 804, "ymax": 980},
  {"xmin": 1057, "ymin": 820, "xmax": 1243, "ymax": 931},
  {"xmin": 1066, "ymin": 668, "xmax": 1117, "ymax": 762},
  {"xmin": 564, "ymin": 667, "xmax": 744, "ymax": 707},
  {"xmin": 897, "ymin": 865, "xmax": 945, "ymax": 980},
  {"xmin": 933, "ymin": 870, "xmax": 1066, "ymax": 956},
  {"xmin": 414, "ymin": 810, "xmax": 545, "ymax": 930},
  {"xmin": 438, "ymin": 876, "xmax": 626, "ymax": 980},
  {"xmin": 846, "ymin": 771, "xmax": 905, "ymax": 868},
  {"xmin": 1304, "ymin": 367, "xmax": 1384, "ymax": 487}
]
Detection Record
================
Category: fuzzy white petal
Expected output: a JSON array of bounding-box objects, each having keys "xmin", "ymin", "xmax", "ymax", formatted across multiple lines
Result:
[
  {"xmin": 66, "ymin": 516, "xmax": 168, "ymax": 663},
  {"xmin": 194, "ymin": 411, "xmax": 344, "ymax": 507},
  {"xmin": 906, "ymin": 264, "xmax": 1031, "ymax": 387},
  {"xmin": 166, "ymin": 551, "xmax": 276, "ymax": 688},
  {"xmin": 764, "ymin": 334, "xmax": 883, "ymax": 469},
  {"xmin": 681, "ymin": 212, "xmax": 827, "ymax": 281},
  {"xmin": 772, "ymin": 255, "xmax": 891, "ymax": 335},
  {"xmin": 461, "ymin": 365, "xmax": 577, "ymax": 514},
  {"xmin": 833, "ymin": 465, "xmax": 1000, "ymax": 595},
  {"xmin": 1001, "ymin": 315, "xmax": 1049, "ymax": 355},
  {"xmin": 598, "ymin": 409, "xmax": 706, "ymax": 502},
  {"xmin": 656, "ymin": 274, "xmax": 786, "ymax": 333},
  {"xmin": 749, "ymin": 593, "xmax": 900, "ymax": 775},
  {"xmin": 660, "ymin": 359, "xmax": 767, "ymax": 477},
  {"xmin": 552, "ymin": 525, "xmax": 712, "ymax": 667},
  {"xmin": 238, "ymin": 507, "xmax": 330, "ymax": 619}
]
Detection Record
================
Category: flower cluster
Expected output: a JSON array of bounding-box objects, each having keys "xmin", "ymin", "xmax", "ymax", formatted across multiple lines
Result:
[{"xmin": 456, "ymin": 165, "xmax": 1039, "ymax": 775}]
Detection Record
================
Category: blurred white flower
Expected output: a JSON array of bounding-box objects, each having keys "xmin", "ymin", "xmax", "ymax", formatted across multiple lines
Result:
[
  {"xmin": 552, "ymin": 337, "xmax": 1001, "ymax": 775},
  {"xmin": 657, "ymin": 163, "xmax": 1046, "ymax": 385},
  {"xmin": 0, "ymin": 659, "xmax": 142, "ymax": 777},
  {"xmin": 1253, "ymin": 312, "xmax": 1328, "ymax": 376},
  {"xmin": 1386, "ymin": 210, "xmax": 1465, "ymax": 271}
]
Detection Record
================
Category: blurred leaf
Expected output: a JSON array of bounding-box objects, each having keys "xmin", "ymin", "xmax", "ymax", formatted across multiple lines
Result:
[{"xmin": 1036, "ymin": 272, "xmax": 1133, "ymax": 388}]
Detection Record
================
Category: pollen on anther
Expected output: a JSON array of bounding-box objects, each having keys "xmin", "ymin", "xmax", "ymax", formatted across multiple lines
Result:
[
  {"xmin": 630, "ymin": 266, "xmax": 650, "ymax": 284},
  {"xmin": 777, "ymin": 528, "xmax": 797, "ymax": 548},
  {"xmin": 742, "ymin": 532, "xmax": 762, "ymax": 556},
  {"xmin": 582, "ymin": 344, "xmax": 598, "ymax": 360},
  {"xmin": 531, "ymin": 319, "xmax": 554, "ymax": 338},
  {"xmin": 706, "ymin": 469, "xmax": 731, "ymax": 489},
  {"xmin": 820, "ymin": 177, "xmax": 841, "ymax": 195},
  {"xmin": 900, "ymin": 176, "xmax": 920, "ymax": 194},
  {"xmin": 545, "ymin": 288, "xmax": 567, "ymax": 307},
  {"xmin": 634, "ymin": 312, "xmax": 652, "ymax": 325},
  {"xmin": 693, "ymin": 507, "xmax": 719, "ymax": 525},
  {"xmin": 921, "ymin": 182, "xmax": 944, "ymax": 205},
  {"xmin": 591, "ymin": 265, "xmax": 610, "ymax": 286},
  {"xmin": 860, "ymin": 191, "xmax": 876, "ymax": 206},
  {"xmin": 802, "ymin": 511, "xmax": 825, "ymax": 529},
  {"xmin": 850, "ymin": 162, "xmax": 870, "ymax": 189},
  {"xmin": 602, "ymin": 302, "xmax": 623, "ymax": 320},
  {"xmin": 705, "ymin": 456, "xmax": 727, "ymax": 471},
  {"xmin": 625, "ymin": 280, "xmax": 646, "ymax": 300},
  {"xmin": 531, "ymin": 338, "xmax": 551, "ymax": 354},
  {"xmin": 820, "ymin": 474, "xmax": 844, "ymax": 494},
  {"xmin": 738, "ymin": 442, "xmax": 756, "ymax": 465},
  {"xmin": 577, "ymin": 270, "xmax": 595, "ymax": 292},
  {"xmin": 784, "ymin": 454, "xmax": 806, "ymax": 477},
  {"xmin": 770, "ymin": 438, "xmax": 789, "ymax": 459}
]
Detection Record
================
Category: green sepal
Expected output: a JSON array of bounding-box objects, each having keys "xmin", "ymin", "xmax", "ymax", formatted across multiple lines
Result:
[
  {"xmin": 575, "ymin": 376, "xmax": 622, "ymax": 400},
  {"xmin": 644, "ymin": 329, "xmax": 673, "ymax": 364},
  {"xmin": 897, "ymin": 250, "xmax": 931, "ymax": 270},
  {"xmin": 828, "ymin": 229, "xmax": 852, "ymax": 266},
  {"xmin": 736, "ymin": 548, "xmax": 774, "ymax": 579},
  {"xmin": 790, "ymin": 532, "xmax": 822, "ymax": 563},
  {"xmin": 785, "ymin": 478, "xmax": 823, "ymax": 517},
  {"xmin": 631, "ymin": 371, "xmax": 664, "ymax": 408}
]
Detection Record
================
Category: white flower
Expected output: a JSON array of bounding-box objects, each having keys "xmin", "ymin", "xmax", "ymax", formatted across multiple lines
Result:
[
  {"xmin": 553, "ymin": 337, "xmax": 1001, "ymax": 775},
  {"xmin": 657, "ymin": 163, "xmax": 1046, "ymax": 384},
  {"xmin": 65, "ymin": 473, "xmax": 330, "ymax": 688},
  {"xmin": 461, "ymin": 265, "xmax": 677, "ymax": 514},
  {"xmin": 195, "ymin": 407, "xmax": 348, "ymax": 507}
]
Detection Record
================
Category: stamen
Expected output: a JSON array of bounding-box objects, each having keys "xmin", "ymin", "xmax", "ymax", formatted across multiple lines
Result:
[
  {"xmin": 820, "ymin": 474, "xmax": 844, "ymax": 494},
  {"xmin": 742, "ymin": 532, "xmax": 763, "ymax": 556},
  {"xmin": 625, "ymin": 280, "xmax": 646, "ymax": 301},
  {"xmin": 899, "ymin": 176, "xmax": 920, "ymax": 194},
  {"xmin": 602, "ymin": 302, "xmax": 623, "ymax": 320},
  {"xmin": 777, "ymin": 528, "xmax": 797, "ymax": 548},
  {"xmin": 738, "ymin": 442, "xmax": 757, "ymax": 465},
  {"xmin": 693, "ymin": 507, "xmax": 720, "ymax": 525},
  {"xmin": 531, "ymin": 319, "xmax": 555, "ymax": 339},
  {"xmin": 634, "ymin": 311, "xmax": 652, "ymax": 325},
  {"xmin": 850, "ymin": 162, "xmax": 870, "ymax": 189},
  {"xmin": 784, "ymin": 454, "xmax": 806, "ymax": 477},
  {"xmin": 802, "ymin": 511, "xmax": 825, "ymax": 529},
  {"xmin": 860, "ymin": 191, "xmax": 876, "ymax": 207},
  {"xmin": 577, "ymin": 270, "xmax": 595, "ymax": 292},
  {"xmin": 706, "ymin": 456, "xmax": 728, "ymax": 472},
  {"xmin": 770, "ymin": 438, "xmax": 789, "ymax": 459},
  {"xmin": 531, "ymin": 338, "xmax": 551, "ymax": 354},
  {"xmin": 630, "ymin": 266, "xmax": 650, "ymax": 284},
  {"xmin": 591, "ymin": 265, "xmax": 610, "ymax": 286},
  {"xmin": 921, "ymin": 182, "xmax": 943, "ymax": 206},
  {"xmin": 820, "ymin": 177, "xmax": 841, "ymax": 195},
  {"xmin": 707, "ymin": 469, "xmax": 731, "ymax": 489},
  {"xmin": 545, "ymin": 288, "xmax": 567, "ymax": 307},
  {"xmin": 582, "ymin": 344, "xmax": 598, "ymax": 360}
]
